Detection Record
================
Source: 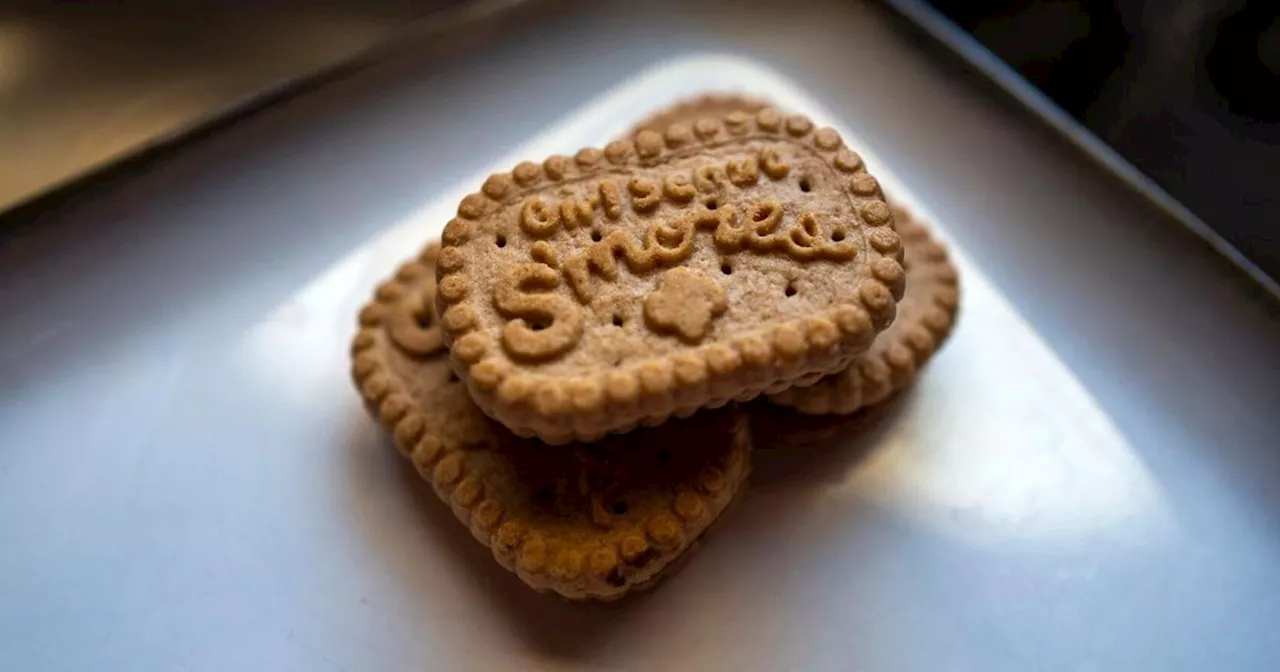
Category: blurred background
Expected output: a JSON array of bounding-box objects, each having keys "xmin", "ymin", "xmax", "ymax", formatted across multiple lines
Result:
[
  {"xmin": 0, "ymin": 0, "xmax": 1276, "ymax": 287},
  {"xmin": 909, "ymin": 0, "xmax": 1279, "ymax": 291},
  {"xmin": 0, "ymin": 0, "xmax": 483, "ymax": 213}
]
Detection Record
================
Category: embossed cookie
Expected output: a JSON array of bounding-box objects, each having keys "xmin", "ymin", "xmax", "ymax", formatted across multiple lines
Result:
[
  {"xmin": 750, "ymin": 388, "xmax": 907, "ymax": 450},
  {"xmin": 769, "ymin": 205, "xmax": 959, "ymax": 414},
  {"xmin": 436, "ymin": 109, "xmax": 905, "ymax": 444},
  {"xmin": 351, "ymin": 243, "xmax": 752, "ymax": 600},
  {"xmin": 628, "ymin": 93, "xmax": 771, "ymax": 139}
]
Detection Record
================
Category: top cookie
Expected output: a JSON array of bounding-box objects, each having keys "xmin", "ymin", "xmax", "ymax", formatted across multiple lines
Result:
[
  {"xmin": 768, "ymin": 205, "xmax": 960, "ymax": 414},
  {"xmin": 436, "ymin": 108, "xmax": 905, "ymax": 444}
]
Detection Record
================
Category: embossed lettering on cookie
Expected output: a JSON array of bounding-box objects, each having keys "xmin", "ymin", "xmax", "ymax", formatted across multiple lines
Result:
[
  {"xmin": 352, "ymin": 243, "xmax": 752, "ymax": 600},
  {"xmin": 436, "ymin": 109, "xmax": 906, "ymax": 444}
]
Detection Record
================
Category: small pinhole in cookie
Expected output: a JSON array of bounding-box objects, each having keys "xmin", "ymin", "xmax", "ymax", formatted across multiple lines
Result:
[
  {"xmin": 495, "ymin": 234, "xmax": 507, "ymax": 248},
  {"xmin": 831, "ymin": 229, "xmax": 846, "ymax": 242},
  {"xmin": 704, "ymin": 197, "xmax": 718, "ymax": 210},
  {"xmin": 611, "ymin": 313, "xmax": 625, "ymax": 327},
  {"xmin": 414, "ymin": 307, "xmax": 434, "ymax": 329},
  {"xmin": 720, "ymin": 261, "xmax": 733, "ymax": 275},
  {"xmin": 591, "ymin": 229, "xmax": 603, "ymax": 242},
  {"xmin": 799, "ymin": 176, "xmax": 811, "ymax": 192},
  {"xmin": 785, "ymin": 282, "xmax": 798, "ymax": 298}
]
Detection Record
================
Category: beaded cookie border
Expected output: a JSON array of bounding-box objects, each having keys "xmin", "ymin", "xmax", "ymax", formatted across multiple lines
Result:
[
  {"xmin": 351, "ymin": 244, "xmax": 753, "ymax": 600},
  {"xmin": 433, "ymin": 108, "xmax": 907, "ymax": 444},
  {"xmin": 626, "ymin": 92, "xmax": 772, "ymax": 138},
  {"xmin": 768, "ymin": 207, "xmax": 960, "ymax": 414}
]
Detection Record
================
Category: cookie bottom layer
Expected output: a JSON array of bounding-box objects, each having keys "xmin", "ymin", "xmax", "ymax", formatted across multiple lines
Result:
[{"xmin": 352, "ymin": 243, "xmax": 753, "ymax": 600}]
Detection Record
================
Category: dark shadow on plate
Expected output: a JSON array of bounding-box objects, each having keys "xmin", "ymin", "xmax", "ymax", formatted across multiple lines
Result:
[
  {"xmin": 340, "ymin": 390, "xmax": 910, "ymax": 662},
  {"xmin": 340, "ymin": 411, "xmax": 661, "ymax": 664},
  {"xmin": 746, "ymin": 392, "xmax": 911, "ymax": 492}
]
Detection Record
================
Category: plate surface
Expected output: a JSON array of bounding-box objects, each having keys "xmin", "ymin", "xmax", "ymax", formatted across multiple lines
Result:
[{"xmin": 0, "ymin": 54, "xmax": 1270, "ymax": 672}]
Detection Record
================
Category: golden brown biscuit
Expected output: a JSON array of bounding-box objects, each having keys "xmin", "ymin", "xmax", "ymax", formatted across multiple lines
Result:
[
  {"xmin": 435, "ymin": 109, "xmax": 905, "ymax": 444},
  {"xmin": 768, "ymin": 205, "xmax": 959, "ymax": 414},
  {"xmin": 628, "ymin": 93, "xmax": 772, "ymax": 138},
  {"xmin": 351, "ymin": 243, "xmax": 752, "ymax": 600},
  {"xmin": 623, "ymin": 94, "xmax": 960, "ymax": 416},
  {"xmin": 747, "ymin": 386, "xmax": 908, "ymax": 451}
]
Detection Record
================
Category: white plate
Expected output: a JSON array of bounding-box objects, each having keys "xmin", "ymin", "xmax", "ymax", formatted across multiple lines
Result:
[{"xmin": 4, "ymin": 55, "xmax": 1176, "ymax": 671}]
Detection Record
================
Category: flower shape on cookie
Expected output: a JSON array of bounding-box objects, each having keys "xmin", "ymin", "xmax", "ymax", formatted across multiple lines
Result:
[
  {"xmin": 643, "ymin": 267, "xmax": 728, "ymax": 343},
  {"xmin": 351, "ymin": 243, "xmax": 752, "ymax": 600},
  {"xmin": 435, "ymin": 109, "xmax": 904, "ymax": 444}
]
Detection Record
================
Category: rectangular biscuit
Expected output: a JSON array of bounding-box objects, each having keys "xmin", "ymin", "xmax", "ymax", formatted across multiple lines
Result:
[{"xmin": 435, "ymin": 109, "xmax": 905, "ymax": 444}]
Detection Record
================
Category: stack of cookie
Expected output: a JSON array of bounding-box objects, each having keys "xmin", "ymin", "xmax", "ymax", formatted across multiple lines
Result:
[{"xmin": 350, "ymin": 95, "xmax": 960, "ymax": 600}]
